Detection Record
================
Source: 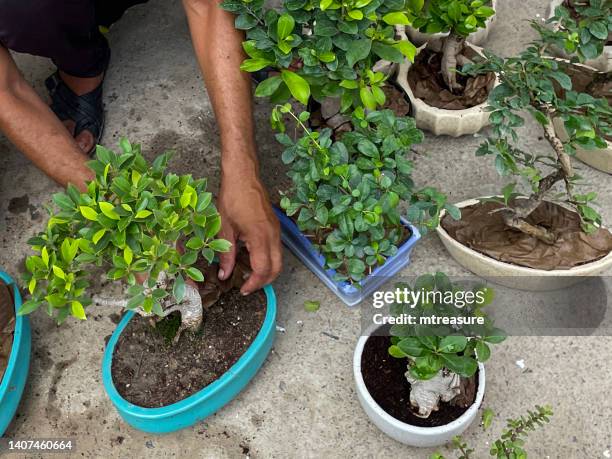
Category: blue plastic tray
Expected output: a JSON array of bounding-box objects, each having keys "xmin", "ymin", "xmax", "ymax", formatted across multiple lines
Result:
[
  {"xmin": 0, "ymin": 271, "xmax": 31, "ymax": 436},
  {"xmin": 273, "ymin": 207, "xmax": 421, "ymax": 306},
  {"xmin": 102, "ymin": 284, "xmax": 276, "ymax": 434}
]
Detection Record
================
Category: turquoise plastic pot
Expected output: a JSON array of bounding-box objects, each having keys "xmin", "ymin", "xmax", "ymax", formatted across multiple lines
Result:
[
  {"xmin": 102, "ymin": 284, "xmax": 277, "ymax": 434},
  {"xmin": 0, "ymin": 271, "xmax": 31, "ymax": 436}
]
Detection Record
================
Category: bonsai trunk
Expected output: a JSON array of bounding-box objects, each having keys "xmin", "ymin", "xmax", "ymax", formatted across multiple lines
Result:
[
  {"xmin": 500, "ymin": 114, "xmax": 574, "ymax": 244},
  {"xmin": 441, "ymin": 32, "xmax": 470, "ymax": 94},
  {"xmin": 405, "ymin": 368, "xmax": 475, "ymax": 418}
]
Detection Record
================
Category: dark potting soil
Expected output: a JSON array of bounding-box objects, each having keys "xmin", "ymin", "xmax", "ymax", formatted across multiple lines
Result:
[
  {"xmin": 441, "ymin": 200, "xmax": 612, "ymax": 270},
  {"xmin": 111, "ymin": 288, "xmax": 266, "ymax": 408},
  {"xmin": 407, "ymin": 48, "xmax": 495, "ymax": 110},
  {"xmin": 361, "ymin": 334, "xmax": 476, "ymax": 427},
  {"xmin": 0, "ymin": 279, "xmax": 15, "ymax": 383}
]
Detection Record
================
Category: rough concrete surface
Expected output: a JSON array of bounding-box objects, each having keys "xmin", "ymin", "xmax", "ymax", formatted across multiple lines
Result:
[{"xmin": 1, "ymin": 0, "xmax": 611, "ymax": 458}]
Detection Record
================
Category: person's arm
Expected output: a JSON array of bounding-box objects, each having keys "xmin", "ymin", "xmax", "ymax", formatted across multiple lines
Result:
[
  {"xmin": 0, "ymin": 46, "xmax": 93, "ymax": 191},
  {"xmin": 182, "ymin": 0, "xmax": 282, "ymax": 295}
]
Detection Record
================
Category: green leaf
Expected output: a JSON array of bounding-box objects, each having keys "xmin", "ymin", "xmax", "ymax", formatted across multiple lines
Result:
[
  {"xmin": 18, "ymin": 299, "xmax": 40, "ymax": 316},
  {"xmin": 482, "ymin": 407, "xmax": 495, "ymax": 430},
  {"xmin": 209, "ymin": 239, "xmax": 232, "ymax": 252},
  {"xmin": 438, "ymin": 336, "xmax": 468, "ymax": 353},
  {"xmin": 52, "ymin": 265, "xmax": 66, "ymax": 280},
  {"xmin": 304, "ymin": 300, "xmax": 320, "ymax": 312},
  {"xmin": 440, "ymin": 354, "xmax": 478, "ymax": 377},
  {"xmin": 277, "ymin": 13, "xmax": 295, "ymax": 40},
  {"xmin": 99, "ymin": 201, "xmax": 120, "ymax": 220},
  {"xmin": 395, "ymin": 40, "xmax": 417, "ymax": 62},
  {"xmin": 382, "ymin": 12, "xmax": 411, "ymax": 25},
  {"xmin": 185, "ymin": 267, "xmax": 204, "ymax": 282},
  {"xmin": 52, "ymin": 192, "xmax": 76, "ymax": 211},
  {"xmin": 173, "ymin": 274, "xmax": 186, "ymax": 302},
  {"xmin": 388, "ymin": 344, "xmax": 408, "ymax": 358},
  {"xmin": 397, "ymin": 337, "xmax": 424, "ymax": 357},
  {"xmin": 359, "ymin": 87, "xmax": 377, "ymax": 110},
  {"xmin": 71, "ymin": 301, "xmax": 87, "ymax": 320},
  {"xmin": 281, "ymin": 70, "xmax": 311, "ymax": 105},
  {"xmin": 475, "ymin": 340, "xmax": 491, "ymax": 362},
  {"xmin": 135, "ymin": 210, "xmax": 152, "ymax": 219},
  {"xmin": 79, "ymin": 206, "xmax": 98, "ymax": 221},
  {"xmin": 255, "ymin": 76, "xmax": 283, "ymax": 97},
  {"xmin": 346, "ymin": 39, "xmax": 372, "ymax": 67},
  {"xmin": 240, "ymin": 58, "xmax": 273, "ymax": 72},
  {"xmin": 186, "ymin": 237, "xmax": 204, "ymax": 250}
]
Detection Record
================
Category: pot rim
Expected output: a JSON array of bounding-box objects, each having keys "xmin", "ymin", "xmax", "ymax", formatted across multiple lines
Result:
[
  {"xmin": 436, "ymin": 196, "xmax": 612, "ymax": 275},
  {"xmin": 0, "ymin": 271, "xmax": 27, "ymax": 396},
  {"xmin": 353, "ymin": 328, "xmax": 486, "ymax": 435},
  {"xmin": 101, "ymin": 284, "xmax": 277, "ymax": 418}
]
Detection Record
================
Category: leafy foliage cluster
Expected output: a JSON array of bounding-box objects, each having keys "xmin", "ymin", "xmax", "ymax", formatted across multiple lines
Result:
[
  {"xmin": 465, "ymin": 18, "xmax": 611, "ymax": 236},
  {"xmin": 21, "ymin": 141, "xmax": 231, "ymax": 322},
  {"xmin": 432, "ymin": 404, "xmax": 554, "ymax": 459},
  {"xmin": 411, "ymin": 0, "xmax": 496, "ymax": 37},
  {"xmin": 274, "ymin": 106, "xmax": 457, "ymax": 282},
  {"xmin": 387, "ymin": 272, "xmax": 505, "ymax": 380},
  {"xmin": 542, "ymin": 0, "xmax": 611, "ymax": 62},
  {"xmin": 221, "ymin": 0, "xmax": 421, "ymax": 110}
]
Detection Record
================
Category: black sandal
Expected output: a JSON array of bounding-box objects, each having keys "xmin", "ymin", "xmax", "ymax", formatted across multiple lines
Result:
[{"xmin": 45, "ymin": 72, "xmax": 105, "ymax": 157}]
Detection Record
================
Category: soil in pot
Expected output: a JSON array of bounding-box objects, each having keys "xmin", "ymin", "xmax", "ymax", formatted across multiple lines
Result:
[
  {"xmin": 441, "ymin": 200, "xmax": 612, "ymax": 270},
  {"xmin": 0, "ymin": 280, "xmax": 15, "ymax": 383},
  {"xmin": 111, "ymin": 258, "xmax": 267, "ymax": 408},
  {"xmin": 361, "ymin": 334, "xmax": 477, "ymax": 427},
  {"xmin": 407, "ymin": 47, "xmax": 495, "ymax": 110}
]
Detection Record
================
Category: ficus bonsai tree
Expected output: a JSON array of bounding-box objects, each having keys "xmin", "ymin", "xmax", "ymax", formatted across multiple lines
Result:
[
  {"xmin": 273, "ymin": 105, "xmax": 457, "ymax": 283},
  {"xmin": 431, "ymin": 404, "xmax": 554, "ymax": 459},
  {"xmin": 463, "ymin": 21, "xmax": 611, "ymax": 242},
  {"xmin": 221, "ymin": 0, "xmax": 419, "ymax": 111},
  {"xmin": 543, "ymin": 0, "xmax": 611, "ymax": 63},
  {"xmin": 19, "ymin": 140, "xmax": 232, "ymax": 339},
  {"xmin": 410, "ymin": 0, "xmax": 496, "ymax": 92},
  {"xmin": 387, "ymin": 272, "xmax": 505, "ymax": 418}
]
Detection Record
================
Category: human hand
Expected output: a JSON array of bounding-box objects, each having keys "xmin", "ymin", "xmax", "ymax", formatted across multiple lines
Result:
[{"xmin": 217, "ymin": 174, "xmax": 282, "ymax": 295}]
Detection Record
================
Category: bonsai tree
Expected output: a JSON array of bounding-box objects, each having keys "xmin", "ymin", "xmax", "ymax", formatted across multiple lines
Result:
[
  {"xmin": 410, "ymin": 0, "xmax": 496, "ymax": 92},
  {"xmin": 387, "ymin": 272, "xmax": 505, "ymax": 418},
  {"xmin": 543, "ymin": 0, "xmax": 611, "ymax": 63},
  {"xmin": 19, "ymin": 140, "xmax": 232, "ymax": 339},
  {"xmin": 431, "ymin": 404, "xmax": 554, "ymax": 459},
  {"xmin": 221, "ymin": 0, "xmax": 419, "ymax": 111},
  {"xmin": 461, "ymin": 22, "xmax": 611, "ymax": 242},
  {"xmin": 273, "ymin": 105, "xmax": 457, "ymax": 283}
]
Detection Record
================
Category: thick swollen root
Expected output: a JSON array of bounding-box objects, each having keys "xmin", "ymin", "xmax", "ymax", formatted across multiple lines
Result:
[
  {"xmin": 441, "ymin": 33, "xmax": 466, "ymax": 94},
  {"xmin": 405, "ymin": 368, "xmax": 462, "ymax": 418},
  {"xmin": 93, "ymin": 271, "xmax": 204, "ymax": 341}
]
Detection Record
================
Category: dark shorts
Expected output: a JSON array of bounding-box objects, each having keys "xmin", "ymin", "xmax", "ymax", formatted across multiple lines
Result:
[{"xmin": 0, "ymin": 0, "xmax": 147, "ymax": 77}]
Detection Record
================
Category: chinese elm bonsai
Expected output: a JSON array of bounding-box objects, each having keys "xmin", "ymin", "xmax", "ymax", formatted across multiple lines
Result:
[
  {"xmin": 19, "ymin": 140, "xmax": 232, "ymax": 341},
  {"xmin": 461, "ymin": 22, "xmax": 612, "ymax": 245}
]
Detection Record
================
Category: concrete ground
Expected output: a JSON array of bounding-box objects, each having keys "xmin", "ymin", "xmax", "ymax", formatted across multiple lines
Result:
[{"xmin": 1, "ymin": 0, "xmax": 611, "ymax": 457}]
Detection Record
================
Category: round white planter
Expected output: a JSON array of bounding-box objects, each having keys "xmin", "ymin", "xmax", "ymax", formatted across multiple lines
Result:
[
  {"xmin": 405, "ymin": 0, "xmax": 498, "ymax": 47},
  {"xmin": 546, "ymin": 0, "xmax": 611, "ymax": 72},
  {"xmin": 353, "ymin": 333, "xmax": 486, "ymax": 448},
  {"xmin": 395, "ymin": 42, "xmax": 498, "ymax": 137},
  {"xmin": 436, "ymin": 197, "xmax": 612, "ymax": 291},
  {"xmin": 552, "ymin": 117, "xmax": 612, "ymax": 174}
]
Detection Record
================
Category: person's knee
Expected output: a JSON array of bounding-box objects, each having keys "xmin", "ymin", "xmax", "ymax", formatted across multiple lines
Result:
[{"xmin": 0, "ymin": 0, "xmax": 50, "ymax": 52}]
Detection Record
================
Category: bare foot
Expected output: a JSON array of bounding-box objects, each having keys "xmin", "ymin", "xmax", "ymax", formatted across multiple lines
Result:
[{"xmin": 56, "ymin": 71, "xmax": 104, "ymax": 154}]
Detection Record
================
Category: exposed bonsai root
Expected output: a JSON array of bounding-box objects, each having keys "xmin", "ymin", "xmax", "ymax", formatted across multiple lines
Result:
[
  {"xmin": 94, "ymin": 271, "xmax": 203, "ymax": 342},
  {"xmin": 441, "ymin": 32, "xmax": 466, "ymax": 93},
  {"xmin": 501, "ymin": 213, "xmax": 557, "ymax": 244},
  {"xmin": 405, "ymin": 368, "xmax": 462, "ymax": 418}
]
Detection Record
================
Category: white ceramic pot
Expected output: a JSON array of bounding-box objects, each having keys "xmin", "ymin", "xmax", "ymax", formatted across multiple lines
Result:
[
  {"xmin": 552, "ymin": 117, "xmax": 612, "ymax": 174},
  {"xmin": 353, "ymin": 333, "xmax": 486, "ymax": 448},
  {"xmin": 395, "ymin": 42, "xmax": 498, "ymax": 137},
  {"xmin": 546, "ymin": 0, "xmax": 611, "ymax": 72},
  {"xmin": 436, "ymin": 197, "xmax": 612, "ymax": 291},
  {"xmin": 405, "ymin": 0, "xmax": 497, "ymax": 47}
]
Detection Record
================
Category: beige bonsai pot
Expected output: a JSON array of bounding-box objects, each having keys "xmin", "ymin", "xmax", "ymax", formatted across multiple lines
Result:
[
  {"xmin": 546, "ymin": 0, "xmax": 611, "ymax": 72},
  {"xmin": 552, "ymin": 117, "xmax": 612, "ymax": 174},
  {"xmin": 395, "ymin": 43, "xmax": 498, "ymax": 137},
  {"xmin": 405, "ymin": 0, "xmax": 498, "ymax": 47},
  {"xmin": 436, "ymin": 197, "xmax": 612, "ymax": 291}
]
